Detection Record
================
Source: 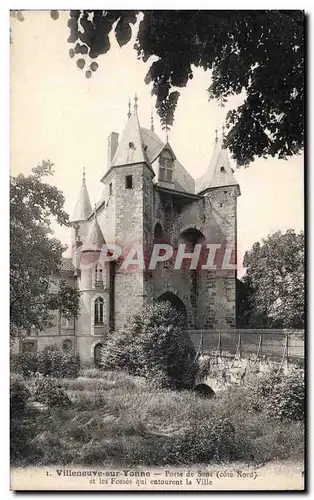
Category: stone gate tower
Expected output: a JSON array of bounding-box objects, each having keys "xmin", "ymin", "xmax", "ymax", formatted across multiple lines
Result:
[
  {"xmin": 67, "ymin": 97, "xmax": 241, "ymax": 364},
  {"xmin": 15, "ymin": 97, "xmax": 240, "ymax": 366}
]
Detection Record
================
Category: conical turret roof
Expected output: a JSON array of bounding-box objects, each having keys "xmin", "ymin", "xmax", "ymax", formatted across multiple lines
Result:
[
  {"xmin": 196, "ymin": 136, "xmax": 239, "ymax": 194},
  {"xmin": 111, "ymin": 104, "xmax": 150, "ymax": 167},
  {"xmin": 71, "ymin": 170, "xmax": 93, "ymax": 222},
  {"xmin": 86, "ymin": 214, "xmax": 106, "ymax": 250}
]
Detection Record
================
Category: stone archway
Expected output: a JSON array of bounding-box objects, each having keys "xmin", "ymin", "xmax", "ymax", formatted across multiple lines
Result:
[
  {"xmin": 194, "ymin": 383, "xmax": 216, "ymax": 398},
  {"xmin": 157, "ymin": 291, "xmax": 188, "ymax": 322},
  {"xmin": 178, "ymin": 227, "xmax": 205, "ymax": 249}
]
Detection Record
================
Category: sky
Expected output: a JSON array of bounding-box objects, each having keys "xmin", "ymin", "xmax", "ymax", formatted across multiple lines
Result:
[{"xmin": 10, "ymin": 10, "xmax": 304, "ymax": 276}]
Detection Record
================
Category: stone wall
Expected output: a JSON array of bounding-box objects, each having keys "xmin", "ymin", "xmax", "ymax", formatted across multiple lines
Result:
[
  {"xmin": 145, "ymin": 183, "xmax": 238, "ymax": 328},
  {"xmin": 189, "ymin": 329, "xmax": 305, "ymax": 361}
]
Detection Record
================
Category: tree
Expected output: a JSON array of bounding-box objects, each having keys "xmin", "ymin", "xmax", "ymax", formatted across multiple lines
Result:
[
  {"xmin": 242, "ymin": 230, "xmax": 304, "ymax": 328},
  {"xmin": 10, "ymin": 161, "xmax": 80, "ymax": 336},
  {"xmin": 12, "ymin": 9, "xmax": 302, "ymax": 166},
  {"xmin": 101, "ymin": 301, "xmax": 197, "ymax": 389},
  {"xmin": 236, "ymin": 278, "xmax": 254, "ymax": 328},
  {"xmin": 11, "ymin": 10, "xmax": 304, "ymax": 165}
]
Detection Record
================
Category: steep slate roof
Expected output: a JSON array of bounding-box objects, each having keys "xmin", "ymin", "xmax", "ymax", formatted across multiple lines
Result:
[
  {"xmin": 195, "ymin": 137, "xmax": 239, "ymax": 193},
  {"xmin": 140, "ymin": 128, "xmax": 165, "ymax": 163},
  {"xmin": 111, "ymin": 107, "xmax": 151, "ymax": 167},
  {"xmin": 71, "ymin": 177, "xmax": 93, "ymax": 222},
  {"xmin": 61, "ymin": 257, "xmax": 75, "ymax": 272},
  {"xmin": 86, "ymin": 215, "xmax": 106, "ymax": 249}
]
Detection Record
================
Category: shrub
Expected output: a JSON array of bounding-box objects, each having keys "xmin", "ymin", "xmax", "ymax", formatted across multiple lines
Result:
[
  {"xmin": 10, "ymin": 374, "xmax": 30, "ymax": 419},
  {"xmin": 33, "ymin": 375, "xmax": 71, "ymax": 408},
  {"xmin": 244, "ymin": 368, "xmax": 304, "ymax": 421},
  {"xmin": 79, "ymin": 368, "xmax": 105, "ymax": 379},
  {"xmin": 101, "ymin": 301, "xmax": 197, "ymax": 389},
  {"xmin": 37, "ymin": 345, "xmax": 80, "ymax": 379},
  {"xmin": 11, "ymin": 345, "xmax": 80, "ymax": 379},
  {"xmin": 265, "ymin": 369, "xmax": 304, "ymax": 421},
  {"xmin": 10, "ymin": 375, "xmax": 32, "ymax": 462},
  {"xmin": 10, "ymin": 352, "xmax": 38, "ymax": 378}
]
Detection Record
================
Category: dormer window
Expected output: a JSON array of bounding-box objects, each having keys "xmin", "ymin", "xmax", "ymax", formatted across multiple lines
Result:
[
  {"xmin": 220, "ymin": 166, "xmax": 226, "ymax": 173},
  {"xmin": 159, "ymin": 150, "xmax": 174, "ymax": 183}
]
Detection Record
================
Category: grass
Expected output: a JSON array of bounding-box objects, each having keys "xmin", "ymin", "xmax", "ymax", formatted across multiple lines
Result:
[{"xmin": 11, "ymin": 369, "xmax": 304, "ymax": 467}]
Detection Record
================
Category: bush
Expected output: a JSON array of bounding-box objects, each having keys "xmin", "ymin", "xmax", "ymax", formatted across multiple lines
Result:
[
  {"xmin": 101, "ymin": 301, "xmax": 197, "ymax": 389},
  {"xmin": 10, "ymin": 352, "xmax": 38, "ymax": 378},
  {"xmin": 11, "ymin": 345, "xmax": 80, "ymax": 379},
  {"xmin": 244, "ymin": 368, "xmax": 304, "ymax": 421},
  {"xmin": 33, "ymin": 375, "xmax": 71, "ymax": 408},
  {"xmin": 79, "ymin": 368, "xmax": 105, "ymax": 379},
  {"xmin": 37, "ymin": 345, "xmax": 80, "ymax": 379},
  {"xmin": 265, "ymin": 369, "xmax": 304, "ymax": 421},
  {"xmin": 10, "ymin": 375, "xmax": 32, "ymax": 462},
  {"xmin": 10, "ymin": 374, "xmax": 30, "ymax": 419}
]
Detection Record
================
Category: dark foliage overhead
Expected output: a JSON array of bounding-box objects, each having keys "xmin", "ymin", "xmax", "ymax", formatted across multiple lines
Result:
[
  {"xmin": 64, "ymin": 10, "xmax": 304, "ymax": 165},
  {"xmin": 12, "ymin": 10, "xmax": 304, "ymax": 165}
]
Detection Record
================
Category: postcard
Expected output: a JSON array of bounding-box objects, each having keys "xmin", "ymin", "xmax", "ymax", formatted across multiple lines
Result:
[{"xmin": 10, "ymin": 9, "xmax": 305, "ymax": 491}]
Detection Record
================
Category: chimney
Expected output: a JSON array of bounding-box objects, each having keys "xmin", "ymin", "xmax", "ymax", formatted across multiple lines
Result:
[{"xmin": 107, "ymin": 132, "xmax": 119, "ymax": 170}]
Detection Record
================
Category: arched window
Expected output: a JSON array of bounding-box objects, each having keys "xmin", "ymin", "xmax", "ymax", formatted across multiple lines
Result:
[
  {"xmin": 20, "ymin": 341, "xmax": 36, "ymax": 354},
  {"xmin": 159, "ymin": 150, "xmax": 174, "ymax": 182},
  {"xmin": 62, "ymin": 339, "xmax": 72, "ymax": 352},
  {"xmin": 95, "ymin": 264, "xmax": 103, "ymax": 285},
  {"xmin": 94, "ymin": 343, "xmax": 103, "ymax": 368},
  {"xmin": 178, "ymin": 228, "xmax": 205, "ymax": 251},
  {"xmin": 94, "ymin": 297, "xmax": 104, "ymax": 325}
]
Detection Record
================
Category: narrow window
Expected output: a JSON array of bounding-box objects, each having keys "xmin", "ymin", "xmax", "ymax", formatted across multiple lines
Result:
[
  {"xmin": 95, "ymin": 265, "xmax": 103, "ymax": 285},
  {"xmin": 166, "ymin": 169, "xmax": 173, "ymax": 182},
  {"xmin": 159, "ymin": 167, "xmax": 166, "ymax": 181},
  {"xmin": 94, "ymin": 297, "xmax": 104, "ymax": 325},
  {"xmin": 125, "ymin": 175, "xmax": 133, "ymax": 189},
  {"xmin": 61, "ymin": 316, "xmax": 70, "ymax": 328},
  {"xmin": 109, "ymin": 182, "xmax": 112, "ymax": 196},
  {"xmin": 159, "ymin": 150, "xmax": 173, "ymax": 183}
]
